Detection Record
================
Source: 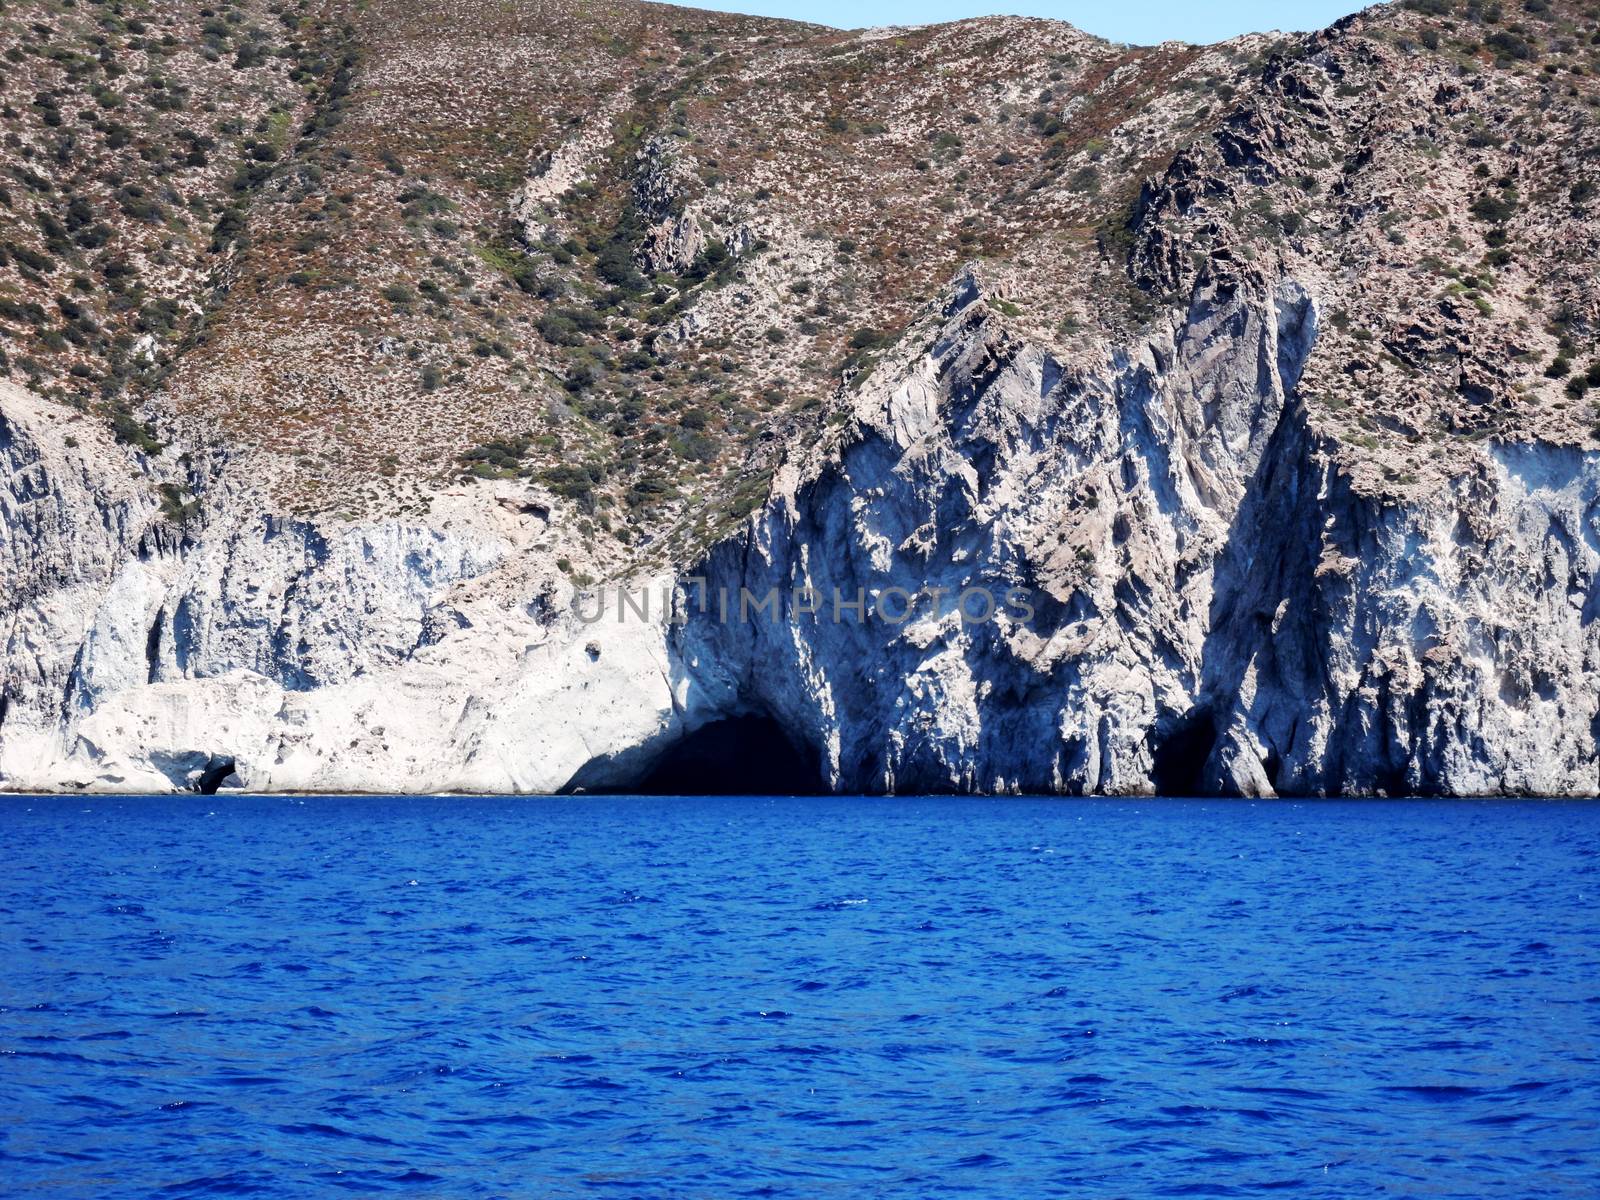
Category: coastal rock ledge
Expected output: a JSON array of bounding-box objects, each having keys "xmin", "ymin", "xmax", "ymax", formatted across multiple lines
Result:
[
  {"xmin": 5, "ymin": 265, "xmax": 1599, "ymax": 797},
  {"xmin": 4, "ymin": 0, "xmax": 1600, "ymax": 796}
]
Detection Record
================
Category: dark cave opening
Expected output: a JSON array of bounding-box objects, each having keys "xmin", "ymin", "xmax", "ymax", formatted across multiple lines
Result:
[
  {"xmin": 195, "ymin": 756, "xmax": 238, "ymax": 796},
  {"xmin": 1150, "ymin": 708, "xmax": 1217, "ymax": 797},
  {"xmin": 145, "ymin": 613, "xmax": 163, "ymax": 684},
  {"xmin": 633, "ymin": 715, "xmax": 825, "ymax": 796}
]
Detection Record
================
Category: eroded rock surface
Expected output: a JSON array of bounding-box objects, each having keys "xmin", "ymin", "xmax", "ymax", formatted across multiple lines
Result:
[{"xmin": 3, "ymin": 0, "xmax": 1600, "ymax": 794}]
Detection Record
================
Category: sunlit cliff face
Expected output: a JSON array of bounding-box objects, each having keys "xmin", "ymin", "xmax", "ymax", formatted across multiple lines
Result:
[{"xmin": 3, "ymin": 0, "xmax": 1600, "ymax": 794}]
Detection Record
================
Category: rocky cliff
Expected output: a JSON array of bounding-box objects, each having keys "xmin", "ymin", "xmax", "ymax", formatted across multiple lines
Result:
[{"xmin": 3, "ymin": 0, "xmax": 1600, "ymax": 794}]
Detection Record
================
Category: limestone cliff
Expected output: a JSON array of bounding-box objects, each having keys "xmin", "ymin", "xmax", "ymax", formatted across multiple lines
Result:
[
  {"xmin": 680, "ymin": 272, "xmax": 1600, "ymax": 797},
  {"xmin": 3, "ymin": 0, "xmax": 1600, "ymax": 794}
]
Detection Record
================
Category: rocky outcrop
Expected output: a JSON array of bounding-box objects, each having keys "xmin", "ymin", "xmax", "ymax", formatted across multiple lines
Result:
[
  {"xmin": 0, "ymin": 383, "xmax": 159, "ymax": 782},
  {"xmin": 9, "ymin": 257, "xmax": 1593, "ymax": 797},
  {"xmin": 0, "ymin": 381, "xmax": 689, "ymax": 793},
  {"xmin": 671, "ymin": 268, "xmax": 1304, "ymax": 794},
  {"xmin": 657, "ymin": 269, "xmax": 1600, "ymax": 797},
  {"xmin": 631, "ymin": 137, "xmax": 707, "ymax": 274},
  {"xmin": 1200, "ymin": 434, "xmax": 1600, "ymax": 797}
]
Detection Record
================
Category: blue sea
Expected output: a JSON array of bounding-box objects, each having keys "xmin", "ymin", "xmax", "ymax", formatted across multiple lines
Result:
[{"xmin": 0, "ymin": 795, "xmax": 1596, "ymax": 1198}]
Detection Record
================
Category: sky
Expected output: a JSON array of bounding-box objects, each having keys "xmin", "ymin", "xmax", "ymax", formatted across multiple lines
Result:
[{"xmin": 685, "ymin": 0, "xmax": 1367, "ymax": 45}]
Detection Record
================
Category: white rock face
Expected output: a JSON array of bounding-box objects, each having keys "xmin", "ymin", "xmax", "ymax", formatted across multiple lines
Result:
[
  {"xmin": 0, "ymin": 380, "xmax": 688, "ymax": 794},
  {"xmin": 4, "ymin": 265, "xmax": 1599, "ymax": 797},
  {"xmin": 674, "ymin": 270, "xmax": 1600, "ymax": 797}
]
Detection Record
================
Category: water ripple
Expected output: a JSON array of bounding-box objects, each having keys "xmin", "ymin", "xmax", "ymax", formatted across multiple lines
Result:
[{"xmin": 1, "ymin": 794, "xmax": 1597, "ymax": 1198}]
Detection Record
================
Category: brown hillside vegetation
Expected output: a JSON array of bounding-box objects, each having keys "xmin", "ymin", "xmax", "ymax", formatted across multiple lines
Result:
[{"xmin": 2, "ymin": 0, "xmax": 1599, "ymax": 560}]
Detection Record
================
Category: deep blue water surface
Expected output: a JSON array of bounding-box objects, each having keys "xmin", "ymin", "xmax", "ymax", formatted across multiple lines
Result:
[{"xmin": 1, "ymin": 795, "xmax": 1597, "ymax": 1198}]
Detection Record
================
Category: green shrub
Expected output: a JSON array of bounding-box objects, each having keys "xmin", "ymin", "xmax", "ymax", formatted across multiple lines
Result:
[
  {"xmin": 110, "ymin": 405, "xmax": 164, "ymax": 455},
  {"xmin": 538, "ymin": 307, "xmax": 603, "ymax": 345},
  {"xmin": 680, "ymin": 239, "xmax": 731, "ymax": 285},
  {"xmin": 0, "ymin": 298, "xmax": 42, "ymax": 326},
  {"xmin": 117, "ymin": 184, "xmax": 166, "ymax": 223},
  {"xmin": 849, "ymin": 326, "xmax": 886, "ymax": 350},
  {"xmin": 1469, "ymin": 190, "xmax": 1518, "ymax": 223},
  {"xmin": 9, "ymin": 244, "xmax": 55, "ymax": 273},
  {"xmin": 626, "ymin": 475, "xmax": 676, "ymax": 508},
  {"xmin": 158, "ymin": 483, "xmax": 198, "ymax": 523},
  {"xmin": 1027, "ymin": 110, "xmax": 1062, "ymax": 137},
  {"xmin": 211, "ymin": 206, "xmax": 247, "ymax": 252},
  {"xmin": 1485, "ymin": 30, "xmax": 1535, "ymax": 61},
  {"xmin": 595, "ymin": 241, "xmax": 644, "ymax": 290},
  {"xmin": 542, "ymin": 463, "xmax": 604, "ymax": 510},
  {"xmin": 564, "ymin": 359, "xmax": 602, "ymax": 392},
  {"xmin": 476, "ymin": 244, "xmax": 541, "ymax": 294},
  {"xmin": 461, "ymin": 437, "xmax": 531, "ymax": 478}
]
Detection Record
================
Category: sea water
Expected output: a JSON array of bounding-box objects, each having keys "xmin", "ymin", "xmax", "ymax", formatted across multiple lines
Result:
[{"xmin": 0, "ymin": 794, "xmax": 1596, "ymax": 1197}]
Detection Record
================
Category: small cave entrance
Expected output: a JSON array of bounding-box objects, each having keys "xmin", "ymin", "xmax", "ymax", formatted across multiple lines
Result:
[
  {"xmin": 634, "ymin": 715, "xmax": 825, "ymax": 796},
  {"xmin": 1150, "ymin": 708, "xmax": 1217, "ymax": 797},
  {"xmin": 194, "ymin": 756, "xmax": 238, "ymax": 796}
]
